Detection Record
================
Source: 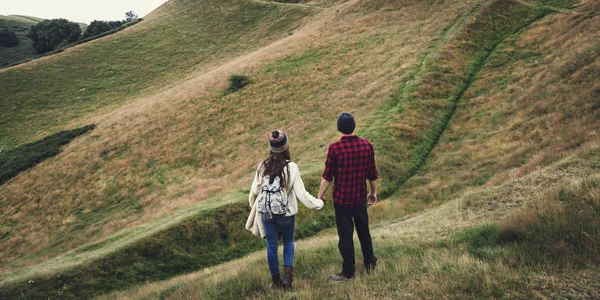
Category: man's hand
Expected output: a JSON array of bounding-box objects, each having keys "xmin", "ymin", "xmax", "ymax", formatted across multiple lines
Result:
[
  {"xmin": 368, "ymin": 192, "xmax": 377, "ymax": 205},
  {"xmin": 318, "ymin": 178, "xmax": 331, "ymax": 205}
]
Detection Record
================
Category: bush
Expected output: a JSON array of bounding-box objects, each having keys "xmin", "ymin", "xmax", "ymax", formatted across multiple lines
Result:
[
  {"xmin": 0, "ymin": 29, "xmax": 19, "ymax": 47},
  {"xmin": 27, "ymin": 19, "xmax": 81, "ymax": 54},
  {"xmin": 226, "ymin": 74, "xmax": 251, "ymax": 93},
  {"xmin": 0, "ymin": 124, "xmax": 95, "ymax": 186},
  {"xmin": 82, "ymin": 20, "xmax": 125, "ymax": 39}
]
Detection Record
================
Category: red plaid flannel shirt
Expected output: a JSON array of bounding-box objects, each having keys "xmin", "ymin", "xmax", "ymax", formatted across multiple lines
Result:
[{"xmin": 322, "ymin": 135, "xmax": 379, "ymax": 207}]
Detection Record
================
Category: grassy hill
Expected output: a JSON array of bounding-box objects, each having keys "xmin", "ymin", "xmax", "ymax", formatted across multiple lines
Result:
[
  {"xmin": 0, "ymin": 0, "xmax": 598, "ymax": 298},
  {"xmin": 0, "ymin": 15, "xmax": 88, "ymax": 68},
  {"xmin": 0, "ymin": 15, "xmax": 41, "ymax": 68}
]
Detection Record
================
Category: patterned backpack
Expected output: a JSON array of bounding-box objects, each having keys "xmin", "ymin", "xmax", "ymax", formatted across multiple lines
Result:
[{"xmin": 258, "ymin": 175, "xmax": 288, "ymax": 220}]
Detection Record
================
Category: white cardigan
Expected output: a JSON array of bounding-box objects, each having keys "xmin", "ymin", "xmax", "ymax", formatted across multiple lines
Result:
[{"xmin": 245, "ymin": 162, "xmax": 324, "ymax": 238}]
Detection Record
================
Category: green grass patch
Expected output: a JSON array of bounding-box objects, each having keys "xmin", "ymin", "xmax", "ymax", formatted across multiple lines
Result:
[
  {"xmin": 371, "ymin": 0, "xmax": 558, "ymax": 199},
  {"xmin": 0, "ymin": 124, "xmax": 95, "ymax": 186},
  {"xmin": 224, "ymin": 74, "xmax": 251, "ymax": 95},
  {"xmin": 0, "ymin": 0, "xmax": 314, "ymax": 149},
  {"xmin": 0, "ymin": 198, "xmax": 336, "ymax": 299},
  {"xmin": 0, "ymin": 17, "xmax": 39, "ymax": 68},
  {"xmin": 450, "ymin": 175, "xmax": 600, "ymax": 267}
]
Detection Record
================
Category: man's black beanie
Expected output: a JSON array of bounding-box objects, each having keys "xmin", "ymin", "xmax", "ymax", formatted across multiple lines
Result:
[{"xmin": 337, "ymin": 112, "xmax": 356, "ymax": 134}]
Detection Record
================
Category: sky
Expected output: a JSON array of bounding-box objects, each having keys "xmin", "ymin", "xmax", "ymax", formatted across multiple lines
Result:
[{"xmin": 1, "ymin": 0, "xmax": 169, "ymax": 24}]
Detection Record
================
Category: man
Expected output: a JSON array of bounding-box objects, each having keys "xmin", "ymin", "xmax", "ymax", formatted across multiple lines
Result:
[{"xmin": 318, "ymin": 112, "xmax": 378, "ymax": 282}]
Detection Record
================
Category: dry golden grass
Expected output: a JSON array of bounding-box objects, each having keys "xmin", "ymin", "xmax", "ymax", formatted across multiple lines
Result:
[
  {"xmin": 397, "ymin": 0, "xmax": 600, "ymax": 208},
  {"xmin": 1, "ymin": 0, "xmax": 598, "ymax": 297},
  {"xmin": 0, "ymin": 0, "xmax": 478, "ymax": 276},
  {"xmin": 99, "ymin": 143, "xmax": 600, "ymax": 299}
]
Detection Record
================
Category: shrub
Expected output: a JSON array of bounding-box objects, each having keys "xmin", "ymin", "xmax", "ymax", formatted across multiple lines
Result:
[
  {"xmin": 0, "ymin": 124, "xmax": 95, "ymax": 185},
  {"xmin": 226, "ymin": 74, "xmax": 251, "ymax": 93},
  {"xmin": 0, "ymin": 29, "xmax": 19, "ymax": 47},
  {"xmin": 27, "ymin": 19, "xmax": 82, "ymax": 54},
  {"xmin": 82, "ymin": 20, "xmax": 125, "ymax": 39}
]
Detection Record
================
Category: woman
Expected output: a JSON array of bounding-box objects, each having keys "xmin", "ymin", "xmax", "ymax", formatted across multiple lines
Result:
[{"xmin": 247, "ymin": 130, "xmax": 324, "ymax": 290}]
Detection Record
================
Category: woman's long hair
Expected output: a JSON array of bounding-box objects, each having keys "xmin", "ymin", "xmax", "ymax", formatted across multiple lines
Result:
[{"xmin": 260, "ymin": 142, "xmax": 291, "ymax": 188}]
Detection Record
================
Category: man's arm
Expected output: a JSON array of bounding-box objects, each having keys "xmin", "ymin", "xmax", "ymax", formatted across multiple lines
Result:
[
  {"xmin": 320, "ymin": 144, "xmax": 335, "ymax": 203},
  {"xmin": 318, "ymin": 178, "xmax": 331, "ymax": 202},
  {"xmin": 368, "ymin": 180, "xmax": 377, "ymax": 205}
]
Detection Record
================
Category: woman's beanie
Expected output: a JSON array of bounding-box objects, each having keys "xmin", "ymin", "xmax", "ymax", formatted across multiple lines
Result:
[
  {"xmin": 268, "ymin": 130, "xmax": 288, "ymax": 153},
  {"xmin": 337, "ymin": 112, "xmax": 356, "ymax": 134}
]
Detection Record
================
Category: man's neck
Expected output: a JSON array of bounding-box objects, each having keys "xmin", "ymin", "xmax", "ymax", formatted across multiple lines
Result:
[{"xmin": 341, "ymin": 133, "xmax": 356, "ymax": 137}]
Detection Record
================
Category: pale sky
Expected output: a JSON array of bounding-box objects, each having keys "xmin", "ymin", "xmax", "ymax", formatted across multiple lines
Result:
[{"xmin": 0, "ymin": 0, "xmax": 169, "ymax": 24}]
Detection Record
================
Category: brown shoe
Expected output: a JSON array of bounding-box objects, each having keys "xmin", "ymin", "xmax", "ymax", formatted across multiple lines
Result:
[
  {"xmin": 282, "ymin": 266, "xmax": 294, "ymax": 290},
  {"xmin": 329, "ymin": 273, "xmax": 354, "ymax": 282},
  {"xmin": 271, "ymin": 274, "xmax": 282, "ymax": 289}
]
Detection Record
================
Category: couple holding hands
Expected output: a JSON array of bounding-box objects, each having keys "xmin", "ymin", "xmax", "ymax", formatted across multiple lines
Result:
[{"xmin": 247, "ymin": 112, "xmax": 378, "ymax": 290}]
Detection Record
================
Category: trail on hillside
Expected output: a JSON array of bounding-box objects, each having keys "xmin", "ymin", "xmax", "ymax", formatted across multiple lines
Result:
[
  {"xmin": 372, "ymin": 0, "xmax": 569, "ymax": 198},
  {"xmin": 99, "ymin": 0, "xmax": 360, "ymax": 127},
  {"xmin": 2, "ymin": 0, "xmax": 596, "ymax": 298},
  {"xmin": 0, "ymin": 0, "xmax": 363, "ymax": 288}
]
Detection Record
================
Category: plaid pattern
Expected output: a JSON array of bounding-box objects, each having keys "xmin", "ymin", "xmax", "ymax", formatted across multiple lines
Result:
[{"xmin": 322, "ymin": 135, "xmax": 378, "ymax": 207}]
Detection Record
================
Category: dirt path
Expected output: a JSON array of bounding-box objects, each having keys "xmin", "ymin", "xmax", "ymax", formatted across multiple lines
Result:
[
  {"xmin": 99, "ymin": 0, "xmax": 361, "ymax": 126},
  {"xmin": 0, "ymin": 0, "xmax": 363, "ymax": 287}
]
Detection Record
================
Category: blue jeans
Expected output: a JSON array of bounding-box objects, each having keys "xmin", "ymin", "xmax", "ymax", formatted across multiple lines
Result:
[{"xmin": 262, "ymin": 214, "xmax": 296, "ymax": 276}]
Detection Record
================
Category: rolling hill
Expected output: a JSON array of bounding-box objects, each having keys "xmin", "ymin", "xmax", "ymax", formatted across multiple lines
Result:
[
  {"xmin": 0, "ymin": 0, "xmax": 598, "ymax": 298},
  {"xmin": 0, "ymin": 15, "xmax": 88, "ymax": 68},
  {"xmin": 0, "ymin": 15, "xmax": 41, "ymax": 68}
]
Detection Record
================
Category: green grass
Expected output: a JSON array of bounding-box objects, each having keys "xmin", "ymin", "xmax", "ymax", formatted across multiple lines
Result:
[
  {"xmin": 0, "ymin": 15, "xmax": 89, "ymax": 68},
  {"xmin": 0, "ymin": 200, "xmax": 335, "ymax": 299},
  {"xmin": 113, "ymin": 172, "xmax": 600, "ymax": 299},
  {"xmin": 0, "ymin": 16, "xmax": 39, "ymax": 68},
  {"xmin": 0, "ymin": 124, "xmax": 95, "ymax": 185},
  {"xmin": 1, "ymin": 0, "xmax": 598, "ymax": 298},
  {"xmin": 370, "ymin": 0, "xmax": 563, "ymax": 198},
  {"xmin": 0, "ymin": 0, "xmax": 314, "ymax": 150}
]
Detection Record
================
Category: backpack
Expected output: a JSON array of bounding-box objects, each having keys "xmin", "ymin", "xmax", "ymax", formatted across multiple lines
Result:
[{"xmin": 258, "ymin": 175, "xmax": 288, "ymax": 220}]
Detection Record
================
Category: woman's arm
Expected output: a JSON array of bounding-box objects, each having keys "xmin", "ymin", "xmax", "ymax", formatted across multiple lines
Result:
[
  {"xmin": 289, "ymin": 163, "xmax": 324, "ymax": 210},
  {"xmin": 248, "ymin": 164, "xmax": 261, "ymax": 207}
]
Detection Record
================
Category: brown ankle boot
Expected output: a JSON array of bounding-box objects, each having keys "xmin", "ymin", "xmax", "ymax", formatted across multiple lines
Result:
[
  {"xmin": 271, "ymin": 274, "xmax": 282, "ymax": 289},
  {"xmin": 282, "ymin": 266, "xmax": 294, "ymax": 290}
]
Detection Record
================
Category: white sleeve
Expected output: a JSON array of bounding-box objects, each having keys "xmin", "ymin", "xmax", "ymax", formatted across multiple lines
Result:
[
  {"xmin": 289, "ymin": 163, "xmax": 324, "ymax": 210},
  {"xmin": 249, "ymin": 164, "xmax": 261, "ymax": 207}
]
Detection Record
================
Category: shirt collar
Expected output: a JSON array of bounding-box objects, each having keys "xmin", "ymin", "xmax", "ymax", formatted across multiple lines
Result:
[{"xmin": 340, "ymin": 134, "xmax": 358, "ymax": 140}]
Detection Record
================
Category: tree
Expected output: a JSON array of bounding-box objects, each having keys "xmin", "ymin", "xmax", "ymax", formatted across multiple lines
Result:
[
  {"xmin": 124, "ymin": 11, "xmax": 139, "ymax": 23},
  {"xmin": 27, "ymin": 19, "xmax": 81, "ymax": 54},
  {"xmin": 82, "ymin": 20, "xmax": 124, "ymax": 39},
  {"xmin": 0, "ymin": 29, "xmax": 19, "ymax": 47}
]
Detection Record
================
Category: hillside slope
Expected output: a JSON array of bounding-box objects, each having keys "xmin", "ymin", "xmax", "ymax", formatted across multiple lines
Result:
[
  {"xmin": 0, "ymin": 15, "xmax": 41, "ymax": 68},
  {"xmin": 0, "ymin": 0, "xmax": 598, "ymax": 298},
  {"xmin": 0, "ymin": 0, "xmax": 318, "ymax": 272},
  {"xmin": 103, "ymin": 144, "xmax": 600, "ymax": 299},
  {"xmin": 0, "ymin": 15, "xmax": 88, "ymax": 68}
]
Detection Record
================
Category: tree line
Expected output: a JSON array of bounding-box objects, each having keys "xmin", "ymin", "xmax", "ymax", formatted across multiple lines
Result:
[{"xmin": 0, "ymin": 11, "xmax": 139, "ymax": 54}]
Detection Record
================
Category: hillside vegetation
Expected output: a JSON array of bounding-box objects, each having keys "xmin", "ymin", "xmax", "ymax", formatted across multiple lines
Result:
[
  {"xmin": 0, "ymin": 15, "xmax": 41, "ymax": 68},
  {"xmin": 0, "ymin": 15, "xmax": 88, "ymax": 68},
  {"xmin": 0, "ymin": 0, "xmax": 598, "ymax": 298}
]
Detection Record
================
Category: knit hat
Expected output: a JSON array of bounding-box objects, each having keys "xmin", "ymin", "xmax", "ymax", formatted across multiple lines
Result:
[
  {"xmin": 268, "ymin": 130, "xmax": 288, "ymax": 153},
  {"xmin": 337, "ymin": 112, "xmax": 356, "ymax": 134}
]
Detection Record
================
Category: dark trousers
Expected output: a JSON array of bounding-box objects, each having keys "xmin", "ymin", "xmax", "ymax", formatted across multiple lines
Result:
[{"xmin": 334, "ymin": 202, "xmax": 377, "ymax": 277}]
